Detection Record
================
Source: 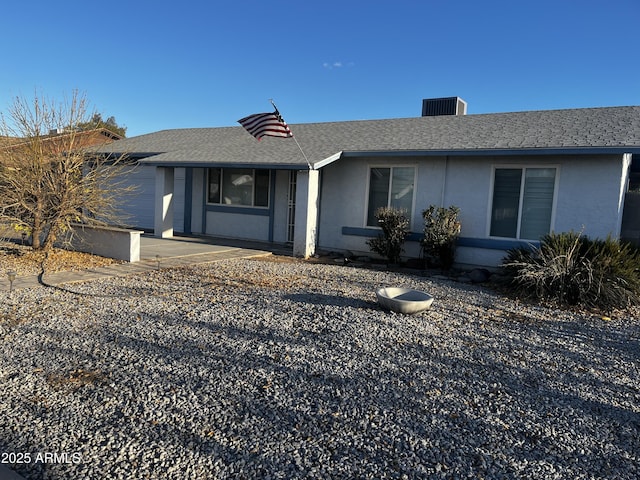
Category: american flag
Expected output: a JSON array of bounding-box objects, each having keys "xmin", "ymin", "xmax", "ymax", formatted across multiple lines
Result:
[{"xmin": 238, "ymin": 107, "xmax": 293, "ymax": 140}]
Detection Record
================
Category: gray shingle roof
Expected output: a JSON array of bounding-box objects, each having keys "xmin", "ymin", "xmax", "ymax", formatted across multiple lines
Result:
[{"xmin": 95, "ymin": 106, "xmax": 640, "ymax": 168}]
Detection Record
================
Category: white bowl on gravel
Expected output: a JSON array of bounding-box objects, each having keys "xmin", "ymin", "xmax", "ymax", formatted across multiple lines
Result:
[{"xmin": 376, "ymin": 287, "xmax": 434, "ymax": 314}]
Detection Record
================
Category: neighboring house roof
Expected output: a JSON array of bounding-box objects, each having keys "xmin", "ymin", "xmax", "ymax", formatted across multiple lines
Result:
[
  {"xmin": 1, "ymin": 128, "xmax": 122, "ymax": 164},
  {"xmin": 0, "ymin": 136, "xmax": 20, "ymax": 145},
  {"xmin": 95, "ymin": 106, "xmax": 640, "ymax": 169}
]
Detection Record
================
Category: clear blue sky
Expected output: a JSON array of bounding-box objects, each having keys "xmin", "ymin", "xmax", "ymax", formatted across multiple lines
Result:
[{"xmin": 1, "ymin": 0, "xmax": 638, "ymax": 137}]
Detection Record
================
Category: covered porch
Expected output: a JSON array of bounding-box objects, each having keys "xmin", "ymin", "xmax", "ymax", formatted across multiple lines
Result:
[{"xmin": 152, "ymin": 165, "xmax": 320, "ymax": 258}]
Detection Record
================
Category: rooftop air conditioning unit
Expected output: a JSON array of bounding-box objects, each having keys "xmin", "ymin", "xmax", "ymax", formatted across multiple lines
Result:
[{"xmin": 422, "ymin": 97, "xmax": 467, "ymax": 116}]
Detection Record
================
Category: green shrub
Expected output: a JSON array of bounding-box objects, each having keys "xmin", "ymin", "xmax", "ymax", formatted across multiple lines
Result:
[
  {"xmin": 502, "ymin": 231, "xmax": 640, "ymax": 311},
  {"xmin": 366, "ymin": 207, "xmax": 409, "ymax": 264},
  {"xmin": 421, "ymin": 205, "xmax": 461, "ymax": 270}
]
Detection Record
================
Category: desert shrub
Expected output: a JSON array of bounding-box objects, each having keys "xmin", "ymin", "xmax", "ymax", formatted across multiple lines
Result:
[
  {"xmin": 366, "ymin": 207, "xmax": 409, "ymax": 264},
  {"xmin": 502, "ymin": 231, "xmax": 640, "ymax": 311},
  {"xmin": 421, "ymin": 205, "xmax": 461, "ymax": 270}
]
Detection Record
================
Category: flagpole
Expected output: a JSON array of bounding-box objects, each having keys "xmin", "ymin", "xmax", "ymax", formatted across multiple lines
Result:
[
  {"xmin": 292, "ymin": 136, "xmax": 312, "ymax": 170},
  {"xmin": 269, "ymin": 99, "xmax": 313, "ymax": 170}
]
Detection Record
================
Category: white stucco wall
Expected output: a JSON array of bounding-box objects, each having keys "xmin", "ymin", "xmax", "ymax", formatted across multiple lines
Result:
[
  {"xmin": 317, "ymin": 158, "xmax": 368, "ymax": 250},
  {"xmin": 116, "ymin": 164, "xmax": 186, "ymax": 233},
  {"xmin": 431, "ymin": 154, "xmax": 626, "ymax": 241},
  {"xmin": 118, "ymin": 164, "xmax": 155, "ymax": 230},
  {"xmin": 205, "ymin": 210, "xmax": 270, "ymax": 241},
  {"xmin": 552, "ymin": 155, "xmax": 628, "ymax": 237},
  {"xmin": 118, "ymin": 154, "xmax": 629, "ymax": 268},
  {"xmin": 318, "ymin": 156, "xmax": 444, "ymax": 257},
  {"xmin": 317, "ymin": 153, "xmax": 628, "ymax": 267},
  {"xmin": 173, "ymin": 168, "xmax": 186, "ymax": 233},
  {"xmin": 67, "ymin": 224, "xmax": 143, "ymax": 262},
  {"xmin": 293, "ymin": 169, "xmax": 320, "ymax": 257}
]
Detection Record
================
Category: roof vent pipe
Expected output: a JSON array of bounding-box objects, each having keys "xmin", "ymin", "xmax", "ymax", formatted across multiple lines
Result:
[{"xmin": 422, "ymin": 97, "xmax": 467, "ymax": 116}]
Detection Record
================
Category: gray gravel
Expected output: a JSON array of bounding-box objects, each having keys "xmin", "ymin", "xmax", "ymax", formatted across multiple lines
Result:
[{"xmin": 0, "ymin": 257, "xmax": 638, "ymax": 479}]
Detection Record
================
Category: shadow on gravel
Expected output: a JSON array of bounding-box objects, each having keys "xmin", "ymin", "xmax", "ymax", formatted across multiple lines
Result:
[
  {"xmin": 282, "ymin": 292, "xmax": 378, "ymax": 310},
  {"xmin": 2, "ymin": 293, "xmax": 639, "ymax": 479},
  {"xmin": 35, "ymin": 272, "xmax": 173, "ymax": 299}
]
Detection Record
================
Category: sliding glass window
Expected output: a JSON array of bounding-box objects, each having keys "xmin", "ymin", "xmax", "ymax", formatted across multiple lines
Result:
[
  {"xmin": 207, "ymin": 168, "xmax": 270, "ymax": 207},
  {"xmin": 366, "ymin": 166, "xmax": 415, "ymax": 226},
  {"xmin": 490, "ymin": 167, "xmax": 556, "ymax": 240}
]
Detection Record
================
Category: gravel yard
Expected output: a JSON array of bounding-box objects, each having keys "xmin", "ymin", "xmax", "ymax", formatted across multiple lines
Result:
[{"xmin": 0, "ymin": 257, "xmax": 638, "ymax": 479}]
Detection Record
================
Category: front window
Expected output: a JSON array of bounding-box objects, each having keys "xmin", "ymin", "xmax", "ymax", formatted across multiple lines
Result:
[
  {"xmin": 208, "ymin": 168, "xmax": 270, "ymax": 207},
  {"xmin": 366, "ymin": 166, "xmax": 415, "ymax": 226},
  {"xmin": 490, "ymin": 167, "xmax": 556, "ymax": 240}
]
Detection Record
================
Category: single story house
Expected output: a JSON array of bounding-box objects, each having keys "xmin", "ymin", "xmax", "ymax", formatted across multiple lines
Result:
[{"xmin": 96, "ymin": 97, "xmax": 640, "ymax": 268}]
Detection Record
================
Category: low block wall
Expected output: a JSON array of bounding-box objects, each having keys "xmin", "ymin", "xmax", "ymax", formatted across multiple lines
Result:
[{"xmin": 67, "ymin": 225, "xmax": 143, "ymax": 262}]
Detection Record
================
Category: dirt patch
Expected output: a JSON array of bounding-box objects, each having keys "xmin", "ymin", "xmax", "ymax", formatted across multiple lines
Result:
[
  {"xmin": 46, "ymin": 369, "xmax": 110, "ymax": 392},
  {"xmin": 248, "ymin": 253, "xmax": 367, "ymax": 267},
  {"xmin": 0, "ymin": 242, "xmax": 124, "ymax": 276}
]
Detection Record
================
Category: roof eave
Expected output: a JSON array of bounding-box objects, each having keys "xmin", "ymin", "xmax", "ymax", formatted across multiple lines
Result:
[
  {"xmin": 340, "ymin": 147, "xmax": 640, "ymax": 157},
  {"xmin": 312, "ymin": 151, "xmax": 343, "ymax": 169},
  {"xmin": 138, "ymin": 159, "xmax": 312, "ymax": 170},
  {"xmin": 109, "ymin": 146, "xmax": 640, "ymax": 170}
]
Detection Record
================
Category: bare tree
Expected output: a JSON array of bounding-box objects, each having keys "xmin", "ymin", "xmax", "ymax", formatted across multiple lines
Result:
[{"xmin": 0, "ymin": 90, "xmax": 135, "ymax": 251}]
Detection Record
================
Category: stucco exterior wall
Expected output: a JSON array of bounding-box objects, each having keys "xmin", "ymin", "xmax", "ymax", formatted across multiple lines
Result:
[
  {"xmin": 293, "ymin": 169, "xmax": 320, "ymax": 257},
  {"xmin": 116, "ymin": 165, "xmax": 186, "ymax": 233},
  {"xmin": 318, "ymin": 155, "xmax": 445, "ymax": 257},
  {"xmin": 434, "ymin": 154, "xmax": 625, "ymax": 241},
  {"xmin": 188, "ymin": 168, "xmax": 285, "ymax": 243},
  {"xmin": 117, "ymin": 153, "xmax": 628, "ymax": 268},
  {"xmin": 172, "ymin": 168, "xmax": 186, "ymax": 233},
  {"xmin": 118, "ymin": 164, "xmax": 156, "ymax": 230},
  {"xmin": 317, "ymin": 158, "xmax": 367, "ymax": 249},
  {"xmin": 67, "ymin": 224, "xmax": 143, "ymax": 262},
  {"xmin": 205, "ymin": 210, "xmax": 270, "ymax": 241},
  {"xmin": 317, "ymin": 153, "xmax": 628, "ymax": 267},
  {"xmin": 553, "ymin": 155, "xmax": 628, "ymax": 237},
  {"xmin": 187, "ymin": 168, "xmax": 313, "ymax": 249}
]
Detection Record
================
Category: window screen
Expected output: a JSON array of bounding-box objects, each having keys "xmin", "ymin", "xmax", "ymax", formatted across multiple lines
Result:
[
  {"xmin": 366, "ymin": 166, "xmax": 415, "ymax": 226},
  {"xmin": 490, "ymin": 167, "xmax": 555, "ymax": 240},
  {"xmin": 208, "ymin": 168, "xmax": 270, "ymax": 207}
]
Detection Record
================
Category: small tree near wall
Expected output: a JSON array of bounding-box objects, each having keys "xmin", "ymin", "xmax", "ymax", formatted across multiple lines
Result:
[
  {"xmin": 421, "ymin": 205, "xmax": 461, "ymax": 270},
  {"xmin": 366, "ymin": 207, "xmax": 409, "ymax": 265}
]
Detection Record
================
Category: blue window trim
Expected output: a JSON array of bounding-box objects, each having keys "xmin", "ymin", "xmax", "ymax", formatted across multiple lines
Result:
[
  {"xmin": 184, "ymin": 167, "xmax": 193, "ymax": 234},
  {"xmin": 342, "ymin": 226, "xmax": 421, "ymax": 241},
  {"xmin": 456, "ymin": 237, "xmax": 539, "ymax": 250},
  {"xmin": 341, "ymin": 226, "xmax": 538, "ymax": 250}
]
